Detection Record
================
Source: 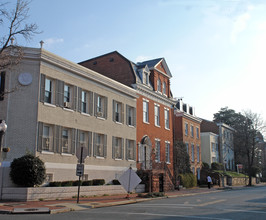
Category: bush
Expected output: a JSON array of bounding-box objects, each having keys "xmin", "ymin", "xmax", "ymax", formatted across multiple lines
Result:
[
  {"xmin": 211, "ymin": 162, "xmax": 224, "ymax": 171},
  {"xmin": 49, "ymin": 181, "xmax": 62, "ymax": 187},
  {"xmin": 61, "ymin": 181, "xmax": 73, "ymax": 187},
  {"xmin": 202, "ymin": 162, "xmax": 210, "ymax": 170},
  {"xmin": 82, "ymin": 180, "xmax": 93, "ymax": 186},
  {"xmin": 10, "ymin": 154, "xmax": 46, "ymax": 187},
  {"xmin": 179, "ymin": 173, "xmax": 197, "ymax": 188},
  {"xmin": 92, "ymin": 179, "xmax": 105, "ymax": 185},
  {"xmin": 112, "ymin": 179, "xmax": 121, "ymax": 185}
]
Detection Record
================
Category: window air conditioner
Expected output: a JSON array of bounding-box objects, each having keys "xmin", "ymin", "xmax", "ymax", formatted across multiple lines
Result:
[
  {"xmin": 64, "ymin": 102, "xmax": 71, "ymax": 108},
  {"xmin": 97, "ymin": 111, "xmax": 103, "ymax": 118}
]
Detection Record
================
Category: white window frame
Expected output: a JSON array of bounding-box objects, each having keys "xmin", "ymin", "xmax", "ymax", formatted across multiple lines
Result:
[
  {"xmin": 163, "ymin": 81, "xmax": 166, "ymax": 95},
  {"xmin": 42, "ymin": 124, "xmax": 53, "ymax": 152},
  {"xmin": 143, "ymin": 99, "xmax": 149, "ymax": 123},
  {"xmin": 164, "ymin": 108, "xmax": 170, "ymax": 129},
  {"xmin": 81, "ymin": 90, "xmax": 88, "ymax": 114},
  {"xmin": 191, "ymin": 125, "xmax": 194, "ymax": 137},
  {"xmin": 197, "ymin": 145, "xmax": 200, "ymax": 162},
  {"xmin": 127, "ymin": 105, "xmax": 135, "ymax": 126},
  {"xmin": 165, "ymin": 141, "xmax": 170, "ymax": 163},
  {"xmin": 126, "ymin": 139, "xmax": 135, "ymax": 161},
  {"xmin": 157, "ymin": 78, "xmax": 161, "ymax": 92},
  {"xmin": 191, "ymin": 143, "xmax": 195, "ymax": 162},
  {"xmin": 113, "ymin": 137, "xmax": 123, "ymax": 159},
  {"xmin": 154, "ymin": 104, "xmax": 160, "ymax": 127},
  {"xmin": 95, "ymin": 133, "xmax": 104, "ymax": 157},
  {"xmin": 155, "ymin": 139, "xmax": 160, "ymax": 162},
  {"xmin": 44, "ymin": 78, "xmax": 53, "ymax": 104},
  {"xmin": 196, "ymin": 127, "xmax": 199, "ymax": 139}
]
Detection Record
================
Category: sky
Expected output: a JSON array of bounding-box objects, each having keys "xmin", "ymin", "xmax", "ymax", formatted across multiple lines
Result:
[{"xmin": 3, "ymin": 0, "xmax": 266, "ymax": 121}]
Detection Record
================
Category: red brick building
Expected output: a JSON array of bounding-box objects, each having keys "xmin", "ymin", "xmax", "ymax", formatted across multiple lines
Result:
[
  {"xmin": 174, "ymin": 99, "xmax": 202, "ymax": 180},
  {"xmin": 79, "ymin": 52, "xmax": 176, "ymax": 191}
]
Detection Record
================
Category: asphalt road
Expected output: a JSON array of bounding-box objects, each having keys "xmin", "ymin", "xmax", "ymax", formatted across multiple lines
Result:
[{"xmin": 2, "ymin": 186, "xmax": 266, "ymax": 220}]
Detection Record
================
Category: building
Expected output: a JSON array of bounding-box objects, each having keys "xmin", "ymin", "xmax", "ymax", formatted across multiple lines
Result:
[
  {"xmin": 79, "ymin": 51, "xmax": 176, "ymax": 192},
  {"xmin": 0, "ymin": 47, "xmax": 138, "ymax": 188},
  {"xmin": 173, "ymin": 99, "xmax": 202, "ymax": 180},
  {"xmin": 201, "ymin": 119, "xmax": 235, "ymax": 170}
]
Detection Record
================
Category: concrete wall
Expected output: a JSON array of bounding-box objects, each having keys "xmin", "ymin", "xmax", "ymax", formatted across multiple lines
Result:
[{"xmin": 1, "ymin": 184, "xmax": 145, "ymax": 201}]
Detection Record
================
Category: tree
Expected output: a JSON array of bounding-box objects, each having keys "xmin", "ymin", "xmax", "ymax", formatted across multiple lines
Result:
[
  {"xmin": 173, "ymin": 141, "xmax": 191, "ymax": 178},
  {"xmin": 0, "ymin": 0, "xmax": 39, "ymax": 98},
  {"xmin": 213, "ymin": 107, "xmax": 266, "ymax": 185},
  {"xmin": 10, "ymin": 154, "xmax": 46, "ymax": 187}
]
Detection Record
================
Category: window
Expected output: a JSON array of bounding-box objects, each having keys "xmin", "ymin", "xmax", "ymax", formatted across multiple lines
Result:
[
  {"xmin": 62, "ymin": 128, "xmax": 71, "ymax": 154},
  {"xmin": 113, "ymin": 137, "xmax": 123, "ymax": 159},
  {"xmin": 186, "ymin": 143, "xmax": 189, "ymax": 153},
  {"xmin": 64, "ymin": 85, "xmax": 70, "ymax": 103},
  {"xmin": 0, "ymin": 72, "xmax": 5, "ymax": 101},
  {"xmin": 126, "ymin": 105, "xmax": 136, "ymax": 126},
  {"xmin": 196, "ymin": 127, "xmax": 199, "ymax": 139},
  {"xmin": 191, "ymin": 144, "xmax": 194, "ymax": 162},
  {"xmin": 94, "ymin": 93, "xmax": 107, "ymax": 118},
  {"xmin": 143, "ymin": 71, "xmax": 149, "ymax": 85},
  {"xmin": 163, "ymin": 81, "xmax": 166, "ymax": 95},
  {"xmin": 81, "ymin": 91, "xmax": 87, "ymax": 113},
  {"xmin": 191, "ymin": 125, "xmax": 194, "ymax": 137},
  {"xmin": 143, "ymin": 100, "xmax": 149, "ymax": 123},
  {"xmin": 94, "ymin": 133, "xmax": 106, "ymax": 157},
  {"xmin": 113, "ymin": 100, "xmax": 123, "ymax": 123},
  {"xmin": 154, "ymin": 105, "xmax": 160, "ymax": 126},
  {"xmin": 126, "ymin": 139, "xmax": 135, "ymax": 160},
  {"xmin": 197, "ymin": 145, "xmax": 200, "ymax": 162},
  {"xmin": 165, "ymin": 142, "xmax": 170, "ymax": 163},
  {"xmin": 185, "ymin": 123, "xmax": 188, "ymax": 136},
  {"xmin": 42, "ymin": 125, "xmax": 53, "ymax": 152},
  {"xmin": 157, "ymin": 78, "xmax": 161, "ymax": 92},
  {"xmin": 164, "ymin": 108, "xmax": 169, "ymax": 129},
  {"xmin": 155, "ymin": 140, "xmax": 160, "ymax": 162},
  {"xmin": 44, "ymin": 78, "xmax": 52, "ymax": 103},
  {"xmin": 212, "ymin": 143, "xmax": 216, "ymax": 152}
]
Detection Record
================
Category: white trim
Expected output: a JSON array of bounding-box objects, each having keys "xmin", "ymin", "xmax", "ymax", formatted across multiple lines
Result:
[
  {"xmin": 41, "ymin": 151, "xmax": 54, "ymax": 155},
  {"xmin": 43, "ymin": 102, "xmax": 56, "ymax": 108}
]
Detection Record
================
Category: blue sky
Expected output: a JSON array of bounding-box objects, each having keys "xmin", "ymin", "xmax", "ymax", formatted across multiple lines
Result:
[{"xmin": 4, "ymin": 0, "xmax": 266, "ymax": 121}]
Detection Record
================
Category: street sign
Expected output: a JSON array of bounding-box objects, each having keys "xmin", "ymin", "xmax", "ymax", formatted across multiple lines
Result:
[
  {"xmin": 76, "ymin": 146, "xmax": 88, "ymax": 163},
  {"xmin": 76, "ymin": 164, "xmax": 84, "ymax": 176},
  {"xmin": 118, "ymin": 167, "xmax": 141, "ymax": 193}
]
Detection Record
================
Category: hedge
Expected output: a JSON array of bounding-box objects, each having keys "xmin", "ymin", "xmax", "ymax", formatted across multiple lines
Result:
[
  {"xmin": 48, "ymin": 179, "xmax": 105, "ymax": 187},
  {"xmin": 179, "ymin": 173, "xmax": 197, "ymax": 188}
]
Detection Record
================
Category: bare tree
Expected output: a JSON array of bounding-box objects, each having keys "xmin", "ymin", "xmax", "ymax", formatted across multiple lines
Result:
[{"xmin": 0, "ymin": 0, "xmax": 39, "ymax": 70}]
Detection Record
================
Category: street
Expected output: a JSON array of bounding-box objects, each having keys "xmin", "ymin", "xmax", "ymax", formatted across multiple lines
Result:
[{"xmin": 1, "ymin": 186, "xmax": 266, "ymax": 220}]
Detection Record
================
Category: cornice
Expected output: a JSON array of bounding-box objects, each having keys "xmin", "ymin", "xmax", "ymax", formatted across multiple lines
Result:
[
  {"xmin": 174, "ymin": 110, "xmax": 202, "ymax": 123},
  {"xmin": 21, "ymin": 47, "xmax": 138, "ymax": 99}
]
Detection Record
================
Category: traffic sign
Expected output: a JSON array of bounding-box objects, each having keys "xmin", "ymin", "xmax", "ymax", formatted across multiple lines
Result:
[
  {"xmin": 76, "ymin": 146, "xmax": 88, "ymax": 163},
  {"xmin": 76, "ymin": 164, "xmax": 84, "ymax": 176}
]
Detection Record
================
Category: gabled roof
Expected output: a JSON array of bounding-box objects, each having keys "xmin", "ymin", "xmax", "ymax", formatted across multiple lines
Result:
[{"xmin": 200, "ymin": 119, "xmax": 219, "ymax": 134}]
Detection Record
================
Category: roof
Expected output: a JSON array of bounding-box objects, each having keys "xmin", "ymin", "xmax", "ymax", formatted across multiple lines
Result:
[{"xmin": 200, "ymin": 119, "xmax": 219, "ymax": 134}]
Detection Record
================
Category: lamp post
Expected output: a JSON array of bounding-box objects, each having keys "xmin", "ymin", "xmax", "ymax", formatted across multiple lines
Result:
[{"xmin": 0, "ymin": 120, "xmax": 7, "ymax": 152}]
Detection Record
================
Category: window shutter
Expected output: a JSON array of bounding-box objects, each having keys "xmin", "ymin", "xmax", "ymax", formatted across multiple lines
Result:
[
  {"xmin": 93, "ymin": 133, "xmax": 96, "ymax": 156},
  {"xmin": 126, "ymin": 105, "xmax": 129, "ymax": 125},
  {"xmin": 88, "ymin": 131, "xmax": 92, "ymax": 156},
  {"xmin": 77, "ymin": 87, "xmax": 82, "ymax": 112},
  {"xmin": 126, "ymin": 139, "xmax": 129, "ymax": 160},
  {"xmin": 104, "ymin": 97, "xmax": 108, "ymax": 119},
  {"xmin": 133, "ymin": 140, "xmax": 136, "ymax": 161},
  {"xmin": 71, "ymin": 128, "xmax": 76, "ymax": 155},
  {"xmin": 37, "ymin": 122, "xmax": 43, "ymax": 152},
  {"xmin": 54, "ymin": 125, "xmax": 62, "ymax": 153},
  {"xmin": 94, "ymin": 93, "xmax": 98, "ymax": 117},
  {"xmin": 56, "ymin": 80, "xmax": 64, "ymax": 107},
  {"xmin": 133, "ymin": 107, "xmax": 136, "ymax": 126},
  {"xmin": 89, "ymin": 92, "xmax": 93, "ymax": 115},
  {"xmin": 76, "ymin": 129, "xmax": 80, "ymax": 149},
  {"xmin": 112, "ymin": 100, "xmax": 115, "ymax": 122},
  {"xmin": 121, "ymin": 103, "xmax": 124, "ymax": 124},
  {"xmin": 104, "ymin": 134, "xmax": 107, "ymax": 158},
  {"xmin": 121, "ymin": 138, "xmax": 124, "ymax": 160},
  {"xmin": 73, "ymin": 86, "xmax": 77, "ymax": 111},
  {"xmin": 112, "ymin": 136, "xmax": 115, "ymax": 159},
  {"xmin": 40, "ymin": 74, "xmax": 45, "ymax": 103}
]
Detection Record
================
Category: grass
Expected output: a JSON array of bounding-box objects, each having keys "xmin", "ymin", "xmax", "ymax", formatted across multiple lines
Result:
[{"xmin": 213, "ymin": 170, "xmax": 247, "ymax": 177}]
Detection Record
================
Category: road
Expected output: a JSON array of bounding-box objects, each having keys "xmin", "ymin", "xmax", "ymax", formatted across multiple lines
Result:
[{"xmin": 1, "ymin": 186, "xmax": 266, "ymax": 220}]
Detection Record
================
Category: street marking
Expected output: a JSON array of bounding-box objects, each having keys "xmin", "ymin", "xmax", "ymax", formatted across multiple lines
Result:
[
  {"xmin": 198, "ymin": 199, "xmax": 226, "ymax": 207},
  {"xmin": 224, "ymin": 209, "xmax": 266, "ymax": 214}
]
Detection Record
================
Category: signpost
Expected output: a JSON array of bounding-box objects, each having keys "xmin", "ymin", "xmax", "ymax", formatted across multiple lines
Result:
[{"xmin": 75, "ymin": 146, "xmax": 88, "ymax": 203}]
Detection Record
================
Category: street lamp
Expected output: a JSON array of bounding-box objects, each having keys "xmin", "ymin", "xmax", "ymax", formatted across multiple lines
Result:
[{"xmin": 0, "ymin": 120, "xmax": 7, "ymax": 152}]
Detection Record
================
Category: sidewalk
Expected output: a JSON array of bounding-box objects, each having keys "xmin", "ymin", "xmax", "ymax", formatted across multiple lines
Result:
[{"xmin": 0, "ymin": 184, "xmax": 265, "ymax": 215}]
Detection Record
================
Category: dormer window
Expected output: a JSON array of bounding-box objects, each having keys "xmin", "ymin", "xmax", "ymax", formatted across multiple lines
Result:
[
  {"xmin": 157, "ymin": 78, "xmax": 161, "ymax": 92},
  {"xmin": 143, "ymin": 71, "xmax": 149, "ymax": 85},
  {"xmin": 163, "ymin": 82, "xmax": 166, "ymax": 95}
]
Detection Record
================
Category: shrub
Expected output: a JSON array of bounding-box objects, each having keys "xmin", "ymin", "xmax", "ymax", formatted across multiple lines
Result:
[
  {"xmin": 179, "ymin": 173, "xmax": 197, "ymax": 188},
  {"xmin": 112, "ymin": 179, "xmax": 121, "ymax": 185},
  {"xmin": 72, "ymin": 180, "xmax": 81, "ymax": 186},
  {"xmin": 211, "ymin": 162, "xmax": 224, "ymax": 171},
  {"xmin": 92, "ymin": 179, "xmax": 105, "ymax": 185},
  {"xmin": 61, "ymin": 181, "xmax": 73, "ymax": 187},
  {"xmin": 82, "ymin": 180, "xmax": 93, "ymax": 186},
  {"xmin": 202, "ymin": 162, "xmax": 210, "ymax": 170},
  {"xmin": 49, "ymin": 181, "xmax": 62, "ymax": 187},
  {"xmin": 10, "ymin": 154, "xmax": 46, "ymax": 187}
]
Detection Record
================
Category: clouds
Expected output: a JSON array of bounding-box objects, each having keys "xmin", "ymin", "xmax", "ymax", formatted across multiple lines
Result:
[{"xmin": 231, "ymin": 12, "xmax": 250, "ymax": 43}]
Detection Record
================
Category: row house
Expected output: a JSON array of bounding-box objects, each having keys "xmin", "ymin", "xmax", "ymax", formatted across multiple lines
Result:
[
  {"xmin": 201, "ymin": 119, "xmax": 235, "ymax": 170},
  {"xmin": 174, "ymin": 99, "xmax": 202, "ymax": 180},
  {"xmin": 79, "ymin": 51, "xmax": 176, "ymax": 192},
  {"xmin": 0, "ymin": 47, "xmax": 138, "ymax": 187}
]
